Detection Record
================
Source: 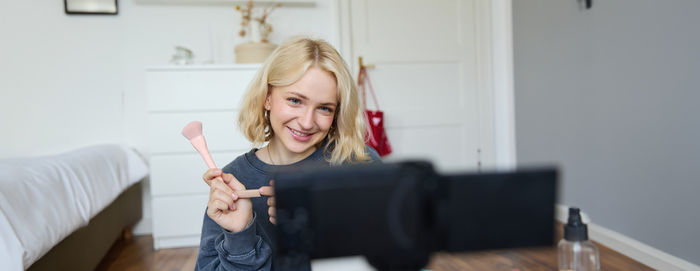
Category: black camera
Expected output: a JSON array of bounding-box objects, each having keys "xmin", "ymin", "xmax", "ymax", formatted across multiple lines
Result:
[{"xmin": 273, "ymin": 161, "xmax": 557, "ymax": 270}]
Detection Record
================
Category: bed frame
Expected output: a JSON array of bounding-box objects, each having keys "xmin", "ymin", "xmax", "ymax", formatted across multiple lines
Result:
[{"xmin": 26, "ymin": 181, "xmax": 143, "ymax": 271}]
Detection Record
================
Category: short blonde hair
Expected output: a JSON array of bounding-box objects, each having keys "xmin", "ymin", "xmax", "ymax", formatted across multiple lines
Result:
[{"xmin": 238, "ymin": 36, "xmax": 369, "ymax": 164}]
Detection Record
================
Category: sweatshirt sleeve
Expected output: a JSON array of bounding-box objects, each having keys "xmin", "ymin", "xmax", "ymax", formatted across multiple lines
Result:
[
  {"xmin": 195, "ymin": 210, "xmax": 273, "ymax": 271},
  {"xmin": 366, "ymin": 145, "xmax": 383, "ymax": 163}
]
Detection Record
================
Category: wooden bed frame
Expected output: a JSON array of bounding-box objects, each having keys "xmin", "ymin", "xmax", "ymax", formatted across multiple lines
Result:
[{"xmin": 27, "ymin": 181, "xmax": 143, "ymax": 271}]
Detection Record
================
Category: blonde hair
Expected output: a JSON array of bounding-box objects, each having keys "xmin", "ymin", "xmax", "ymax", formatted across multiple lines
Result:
[{"xmin": 238, "ymin": 36, "xmax": 369, "ymax": 164}]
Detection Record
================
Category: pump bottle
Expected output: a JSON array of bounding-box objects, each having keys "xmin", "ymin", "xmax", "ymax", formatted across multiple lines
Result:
[{"xmin": 558, "ymin": 207, "xmax": 600, "ymax": 271}]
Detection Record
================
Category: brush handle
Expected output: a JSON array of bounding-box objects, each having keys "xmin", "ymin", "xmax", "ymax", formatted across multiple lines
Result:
[
  {"xmin": 189, "ymin": 135, "xmax": 217, "ymax": 169},
  {"xmin": 236, "ymin": 189, "xmax": 262, "ymax": 198},
  {"xmin": 188, "ymin": 133, "xmax": 263, "ymax": 198}
]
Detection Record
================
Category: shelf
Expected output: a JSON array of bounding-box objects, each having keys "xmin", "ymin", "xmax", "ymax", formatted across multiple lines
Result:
[
  {"xmin": 146, "ymin": 64, "xmax": 262, "ymax": 71},
  {"xmin": 135, "ymin": 0, "xmax": 315, "ymax": 7}
]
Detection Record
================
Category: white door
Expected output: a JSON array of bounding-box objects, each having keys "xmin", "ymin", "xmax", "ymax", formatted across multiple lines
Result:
[{"xmin": 348, "ymin": 0, "xmax": 490, "ymax": 172}]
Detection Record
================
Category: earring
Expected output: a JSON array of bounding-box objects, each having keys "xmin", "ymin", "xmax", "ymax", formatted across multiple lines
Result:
[
  {"xmin": 327, "ymin": 124, "xmax": 336, "ymax": 138},
  {"xmin": 264, "ymin": 110, "xmax": 273, "ymax": 139}
]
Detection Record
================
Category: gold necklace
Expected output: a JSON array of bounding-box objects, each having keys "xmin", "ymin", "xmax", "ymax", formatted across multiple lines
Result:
[{"xmin": 267, "ymin": 145, "xmax": 276, "ymax": 165}]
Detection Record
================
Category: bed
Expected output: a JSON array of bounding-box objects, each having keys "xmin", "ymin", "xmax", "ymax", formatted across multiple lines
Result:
[{"xmin": 0, "ymin": 144, "xmax": 149, "ymax": 271}]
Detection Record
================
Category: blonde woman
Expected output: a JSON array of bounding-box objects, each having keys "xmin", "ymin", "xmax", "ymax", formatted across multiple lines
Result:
[{"xmin": 195, "ymin": 37, "xmax": 380, "ymax": 270}]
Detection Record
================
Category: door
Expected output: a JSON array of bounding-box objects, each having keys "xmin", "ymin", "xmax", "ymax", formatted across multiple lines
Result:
[{"xmin": 349, "ymin": 0, "xmax": 488, "ymax": 172}]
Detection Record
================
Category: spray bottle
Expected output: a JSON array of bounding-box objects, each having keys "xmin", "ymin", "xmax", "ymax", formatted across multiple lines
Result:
[{"xmin": 558, "ymin": 207, "xmax": 600, "ymax": 271}]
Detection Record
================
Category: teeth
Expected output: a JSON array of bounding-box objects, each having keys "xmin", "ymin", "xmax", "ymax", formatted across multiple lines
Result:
[{"xmin": 290, "ymin": 128, "xmax": 309, "ymax": 137}]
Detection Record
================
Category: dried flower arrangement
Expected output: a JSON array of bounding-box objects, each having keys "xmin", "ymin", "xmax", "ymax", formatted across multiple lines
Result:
[{"xmin": 236, "ymin": 0, "xmax": 281, "ymax": 43}]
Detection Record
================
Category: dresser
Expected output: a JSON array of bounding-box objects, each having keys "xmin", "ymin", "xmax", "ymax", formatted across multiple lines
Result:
[{"xmin": 146, "ymin": 65, "xmax": 260, "ymax": 249}]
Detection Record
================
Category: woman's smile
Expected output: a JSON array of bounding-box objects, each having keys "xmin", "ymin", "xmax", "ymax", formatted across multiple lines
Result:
[{"xmin": 287, "ymin": 126, "xmax": 315, "ymax": 142}]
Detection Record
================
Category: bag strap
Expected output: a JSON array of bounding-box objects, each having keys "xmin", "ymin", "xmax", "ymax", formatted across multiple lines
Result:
[{"xmin": 358, "ymin": 67, "xmax": 380, "ymax": 110}]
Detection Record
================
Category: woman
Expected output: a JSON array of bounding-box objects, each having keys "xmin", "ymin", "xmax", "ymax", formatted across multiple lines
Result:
[{"xmin": 195, "ymin": 36, "xmax": 380, "ymax": 271}]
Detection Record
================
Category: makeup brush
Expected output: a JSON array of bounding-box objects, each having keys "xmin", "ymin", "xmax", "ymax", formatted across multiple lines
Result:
[{"xmin": 182, "ymin": 121, "xmax": 261, "ymax": 198}]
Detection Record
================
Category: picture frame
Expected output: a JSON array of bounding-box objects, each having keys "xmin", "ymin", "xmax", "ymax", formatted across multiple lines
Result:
[{"xmin": 64, "ymin": 0, "xmax": 118, "ymax": 15}]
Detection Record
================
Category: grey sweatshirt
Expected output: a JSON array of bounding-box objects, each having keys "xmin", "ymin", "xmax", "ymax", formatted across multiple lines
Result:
[{"xmin": 195, "ymin": 146, "xmax": 380, "ymax": 271}]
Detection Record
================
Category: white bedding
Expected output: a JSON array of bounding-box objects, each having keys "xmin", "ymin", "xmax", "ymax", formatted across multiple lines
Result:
[{"xmin": 0, "ymin": 144, "xmax": 149, "ymax": 270}]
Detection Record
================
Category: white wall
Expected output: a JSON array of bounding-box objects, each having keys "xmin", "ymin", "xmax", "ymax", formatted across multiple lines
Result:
[
  {"xmin": 119, "ymin": 0, "xmax": 339, "ymax": 156},
  {"xmin": 0, "ymin": 0, "xmax": 339, "ymax": 234},
  {"xmin": 1, "ymin": 1, "xmax": 125, "ymax": 157}
]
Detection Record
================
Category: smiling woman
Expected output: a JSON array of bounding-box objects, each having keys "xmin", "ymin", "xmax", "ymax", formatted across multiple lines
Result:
[
  {"xmin": 263, "ymin": 67, "xmax": 338, "ymax": 163},
  {"xmin": 64, "ymin": 0, "xmax": 118, "ymax": 15},
  {"xmin": 238, "ymin": 36, "xmax": 370, "ymax": 165},
  {"xmin": 194, "ymin": 36, "xmax": 381, "ymax": 271}
]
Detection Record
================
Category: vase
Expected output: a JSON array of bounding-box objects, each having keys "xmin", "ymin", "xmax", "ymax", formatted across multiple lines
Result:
[
  {"xmin": 234, "ymin": 42, "xmax": 277, "ymax": 64},
  {"xmin": 249, "ymin": 19, "xmax": 262, "ymax": 43}
]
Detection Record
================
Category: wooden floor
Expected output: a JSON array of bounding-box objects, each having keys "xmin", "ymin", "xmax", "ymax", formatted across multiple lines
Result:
[
  {"xmin": 424, "ymin": 244, "xmax": 653, "ymax": 271},
  {"xmin": 95, "ymin": 235, "xmax": 197, "ymax": 271},
  {"xmin": 96, "ymin": 233, "xmax": 653, "ymax": 271}
]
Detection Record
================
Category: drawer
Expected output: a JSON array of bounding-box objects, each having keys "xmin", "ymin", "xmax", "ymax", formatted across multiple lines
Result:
[
  {"xmin": 150, "ymin": 151, "xmax": 246, "ymax": 196},
  {"xmin": 147, "ymin": 68, "xmax": 258, "ymax": 111},
  {"xmin": 148, "ymin": 111, "xmax": 252, "ymax": 154},
  {"xmin": 152, "ymin": 194, "xmax": 209, "ymax": 238}
]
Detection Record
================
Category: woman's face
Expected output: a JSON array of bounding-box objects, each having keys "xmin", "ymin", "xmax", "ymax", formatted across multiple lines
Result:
[{"xmin": 265, "ymin": 67, "xmax": 338, "ymax": 156}]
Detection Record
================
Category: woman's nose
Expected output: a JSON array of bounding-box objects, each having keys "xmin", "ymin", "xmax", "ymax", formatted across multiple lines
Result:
[{"xmin": 298, "ymin": 108, "xmax": 315, "ymax": 130}]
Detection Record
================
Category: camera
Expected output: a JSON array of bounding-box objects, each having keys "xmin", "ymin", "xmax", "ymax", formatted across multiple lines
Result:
[{"xmin": 273, "ymin": 161, "xmax": 557, "ymax": 270}]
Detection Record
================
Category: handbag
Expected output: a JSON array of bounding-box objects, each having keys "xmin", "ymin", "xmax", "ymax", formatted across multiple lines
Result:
[{"xmin": 358, "ymin": 67, "xmax": 393, "ymax": 156}]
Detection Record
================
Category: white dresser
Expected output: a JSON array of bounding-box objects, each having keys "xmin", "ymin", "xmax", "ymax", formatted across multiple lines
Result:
[{"xmin": 146, "ymin": 65, "xmax": 260, "ymax": 249}]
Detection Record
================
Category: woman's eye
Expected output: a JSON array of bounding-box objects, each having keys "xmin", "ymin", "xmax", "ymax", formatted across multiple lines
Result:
[
  {"xmin": 287, "ymin": 98, "xmax": 301, "ymax": 104},
  {"xmin": 319, "ymin": 106, "xmax": 334, "ymax": 113}
]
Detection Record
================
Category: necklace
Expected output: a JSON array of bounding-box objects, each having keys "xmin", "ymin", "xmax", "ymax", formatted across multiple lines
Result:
[{"xmin": 267, "ymin": 145, "xmax": 276, "ymax": 165}]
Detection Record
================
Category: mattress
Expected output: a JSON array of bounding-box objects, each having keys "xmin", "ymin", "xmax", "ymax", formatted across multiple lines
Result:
[{"xmin": 0, "ymin": 144, "xmax": 149, "ymax": 270}]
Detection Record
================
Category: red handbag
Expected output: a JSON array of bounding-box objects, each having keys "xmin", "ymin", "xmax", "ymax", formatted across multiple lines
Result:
[{"xmin": 358, "ymin": 67, "xmax": 392, "ymax": 156}]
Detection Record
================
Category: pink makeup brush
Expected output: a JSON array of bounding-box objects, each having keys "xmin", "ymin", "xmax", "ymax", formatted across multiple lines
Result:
[{"xmin": 182, "ymin": 121, "xmax": 261, "ymax": 198}]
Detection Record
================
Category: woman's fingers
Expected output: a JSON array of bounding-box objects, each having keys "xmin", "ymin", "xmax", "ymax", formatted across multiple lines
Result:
[
  {"xmin": 204, "ymin": 169, "xmax": 246, "ymax": 193},
  {"xmin": 269, "ymin": 213, "xmax": 276, "ymax": 225},
  {"xmin": 221, "ymin": 173, "xmax": 234, "ymax": 184},
  {"xmin": 211, "ymin": 174, "xmax": 251, "ymax": 204},
  {"xmin": 224, "ymin": 173, "xmax": 247, "ymax": 191},
  {"xmin": 267, "ymin": 192, "xmax": 276, "ymax": 225},
  {"xmin": 259, "ymin": 185, "xmax": 274, "ymax": 197},
  {"xmin": 210, "ymin": 178, "xmax": 240, "ymax": 209},
  {"xmin": 202, "ymin": 168, "xmax": 223, "ymax": 186},
  {"xmin": 261, "ymin": 180, "xmax": 276, "ymax": 224},
  {"xmin": 208, "ymin": 199, "xmax": 230, "ymax": 216},
  {"xmin": 268, "ymin": 207, "xmax": 276, "ymax": 224},
  {"xmin": 259, "ymin": 180, "xmax": 275, "ymax": 196},
  {"xmin": 212, "ymin": 189, "xmax": 236, "ymax": 210},
  {"xmin": 211, "ymin": 178, "xmax": 233, "ymax": 194}
]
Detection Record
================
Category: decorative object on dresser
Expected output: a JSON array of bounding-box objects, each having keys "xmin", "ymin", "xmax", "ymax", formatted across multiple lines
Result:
[
  {"xmin": 146, "ymin": 64, "xmax": 258, "ymax": 249},
  {"xmin": 234, "ymin": 0, "xmax": 281, "ymax": 63},
  {"xmin": 170, "ymin": 46, "xmax": 194, "ymax": 65}
]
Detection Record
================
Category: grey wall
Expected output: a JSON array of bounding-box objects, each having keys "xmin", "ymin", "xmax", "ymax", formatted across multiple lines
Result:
[{"xmin": 513, "ymin": 0, "xmax": 700, "ymax": 265}]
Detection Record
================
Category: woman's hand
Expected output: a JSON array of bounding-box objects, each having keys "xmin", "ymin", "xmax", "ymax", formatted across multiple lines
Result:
[
  {"xmin": 205, "ymin": 171, "xmax": 254, "ymax": 232},
  {"xmin": 203, "ymin": 168, "xmax": 226, "ymax": 186},
  {"xmin": 259, "ymin": 180, "xmax": 276, "ymax": 224}
]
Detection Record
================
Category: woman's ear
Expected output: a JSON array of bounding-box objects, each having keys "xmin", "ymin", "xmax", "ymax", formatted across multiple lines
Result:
[{"xmin": 264, "ymin": 91, "xmax": 272, "ymax": 110}]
